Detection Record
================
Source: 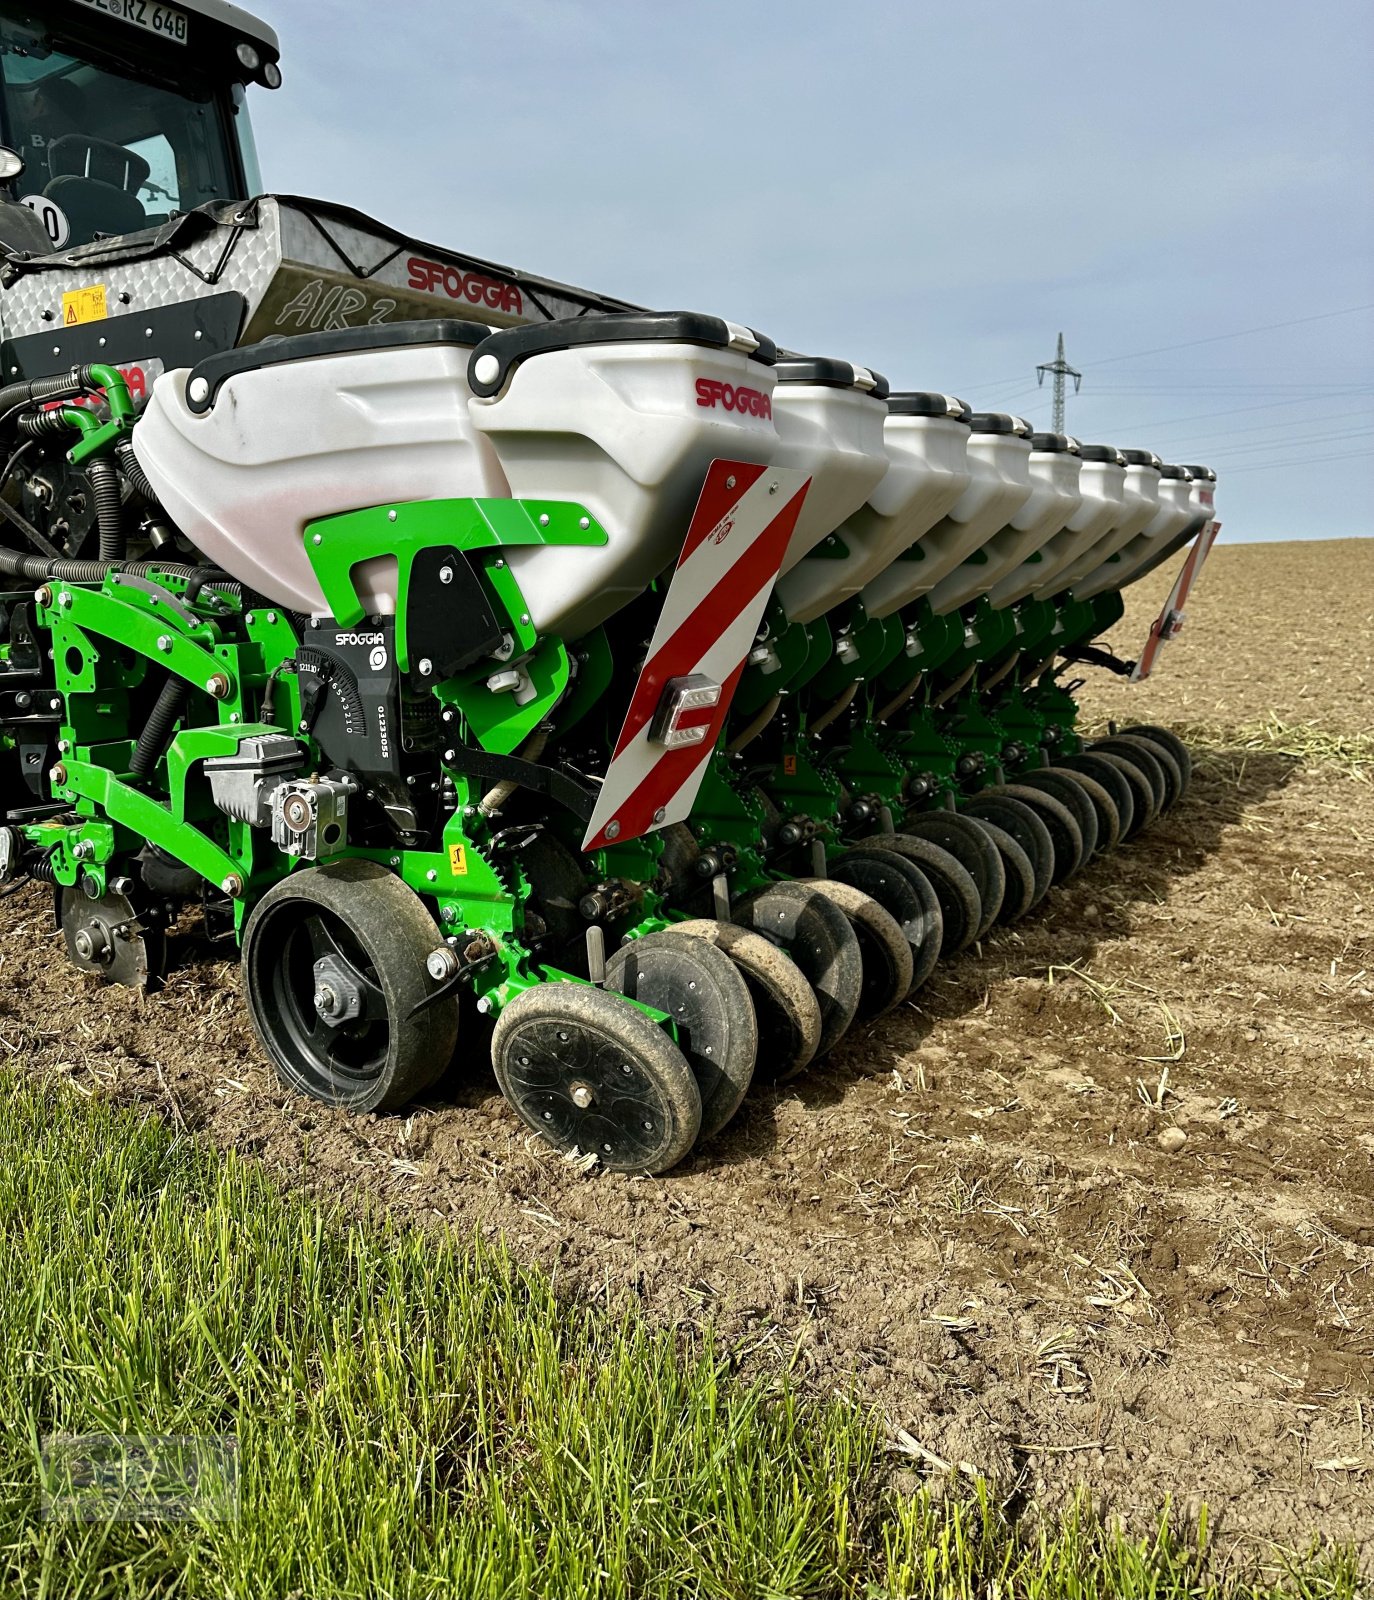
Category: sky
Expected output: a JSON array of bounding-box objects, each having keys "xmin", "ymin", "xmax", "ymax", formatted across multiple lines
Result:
[{"xmin": 251, "ymin": 0, "xmax": 1374, "ymax": 544}]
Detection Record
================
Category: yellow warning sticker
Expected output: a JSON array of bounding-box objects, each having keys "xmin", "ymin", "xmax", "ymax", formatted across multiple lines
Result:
[
  {"xmin": 62, "ymin": 285, "xmax": 107, "ymax": 327},
  {"xmin": 448, "ymin": 843, "xmax": 468, "ymax": 876},
  {"xmin": 783, "ymin": 754, "xmax": 798, "ymax": 776}
]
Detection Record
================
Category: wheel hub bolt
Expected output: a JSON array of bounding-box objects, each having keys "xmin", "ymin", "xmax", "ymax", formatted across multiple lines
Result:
[
  {"xmin": 570, "ymin": 1082, "xmax": 594, "ymax": 1109},
  {"xmin": 74, "ymin": 925, "xmax": 111, "ymax": 963},
  {"xmin": 314, "ymin": 985, "xmax": 338, "ymax": 1017}
]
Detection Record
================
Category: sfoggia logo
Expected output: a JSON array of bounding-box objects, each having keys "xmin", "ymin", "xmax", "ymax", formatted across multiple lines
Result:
[{"xmin": 695, "ymin": 378, "xmax": 772, "ymax": 418}]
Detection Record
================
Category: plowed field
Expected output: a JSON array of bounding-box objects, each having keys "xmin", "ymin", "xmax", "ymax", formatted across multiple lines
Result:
[{"xmin": 6, "ymin": 537, "xmax": 1372, "ymax": 1556}]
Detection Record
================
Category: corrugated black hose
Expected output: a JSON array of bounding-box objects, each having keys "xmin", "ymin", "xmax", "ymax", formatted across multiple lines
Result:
[{"xmin": 129, "ymin": 675, "xmax": 191, "ymax": 780}]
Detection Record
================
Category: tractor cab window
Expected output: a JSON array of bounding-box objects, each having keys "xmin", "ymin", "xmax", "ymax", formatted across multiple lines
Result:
[{"xmin": 0, "ymin": 39, "xmax": 239, "ymax": 248}]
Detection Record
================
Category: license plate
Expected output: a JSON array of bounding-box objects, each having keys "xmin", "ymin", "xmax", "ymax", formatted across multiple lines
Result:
[{"xmin": 72, "ymin": 0, "xmax": 189, "ymax": 45}]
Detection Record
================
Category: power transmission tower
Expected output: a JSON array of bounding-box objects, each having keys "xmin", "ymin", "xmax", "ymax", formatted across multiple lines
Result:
[{"xmin": 1036, "ymin": 332, "xmax": 1082, "ymax": 433}]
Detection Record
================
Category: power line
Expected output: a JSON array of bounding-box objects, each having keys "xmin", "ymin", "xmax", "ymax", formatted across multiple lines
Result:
[
  {"xmin": 1146, "ymin": 405, "xmax": 1374, "ymax": 449},
  {"xmin": 1222, "ymin": 448, "xmax": 1374, "ymax": 475},
  {"xmin": 1087, "ymin": 303, "xmax": 1374, "ymax": 370},
  {"xmin": 1104, "ymin": 391, "xmax": 1374, "ymax": 436},
  {"xmin": 953, "ymin": 302, "xmax": 1374, "ymax": 393}
]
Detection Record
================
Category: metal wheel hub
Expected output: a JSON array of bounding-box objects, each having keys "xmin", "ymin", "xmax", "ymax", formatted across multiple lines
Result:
[{"xmin": 60, "ymin": 886, "xmax": 162, "ymax": 989}]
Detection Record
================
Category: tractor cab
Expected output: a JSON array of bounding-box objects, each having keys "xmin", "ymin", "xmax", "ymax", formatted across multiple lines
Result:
[{"xmin": 0, "ymin": 0, "xmax": 277, "ymax": 251}]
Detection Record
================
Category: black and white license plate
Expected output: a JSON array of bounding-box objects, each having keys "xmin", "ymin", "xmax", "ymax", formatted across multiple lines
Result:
[{"xmin": 72, "ymin": 0, "xmax": 189, "ymax": 46}]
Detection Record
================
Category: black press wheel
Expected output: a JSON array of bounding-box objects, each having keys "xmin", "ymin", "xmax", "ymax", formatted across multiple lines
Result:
[
  {"xmin": 993, "ymin": 783, "xmax": 1086, "ymax": 882},
  {"xmin": 1090, "ymin": 735, "xmax": 1176, "ymax": 818},
  {"xmin": 671, "ymin": 919, "xmax": 822, "ymax": 1084},
  {"xmin": 828, "ymin": 847, "xmax": 943, "ymax": 993},
  {"xmin": 1057, "ymin": 750, "xmax": 1144, "ymax": 841},
  {"xmin": 733, "ymin": 880, "xmax": 863, "ymax": 1058},
  {"xmin": 1119, "ymin": 724, "xmax": 1193, "ymax": 801},
  {"xmin": 604, "ymin": 928, "xmax": 757, "ymax": 1141},
  {"xmin": 492, "ymin": 982, "xmax": 702, "ymax": 1173},
  {"xmin": 241, "ymin": 859, "xmax": 459, "ymax": 1114},
  {"xmin": 896, "ymin": 811, "xmax": 1006, "ymax": 938},
  {"xmin": 805, "ymin": 879, "xmax": 914, "ymax": 1019},
  {"xmin": 1015, "ymin": 768, "xmax": 1102, "ymax": 860},
  {"xmin": 962, "ymin": 817, "xmax": 1036, "ymax": 922},
  {"xmin": 848, "ymin": 834, "xmax": 981, "ymax": 960},
  {"xmin": 959, "ymin": 793, "xmax": 1055, "ymax": 909}
]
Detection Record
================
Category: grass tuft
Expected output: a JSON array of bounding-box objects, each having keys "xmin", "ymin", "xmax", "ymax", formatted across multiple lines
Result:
[{"xmin": 0, "ymin": 1070, "xmax": 1363, "ymax": 1598}]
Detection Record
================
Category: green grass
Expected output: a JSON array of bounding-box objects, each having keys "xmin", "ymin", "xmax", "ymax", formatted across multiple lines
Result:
[{"xmin": 0, "ymin": 1071, "xmax": 1362, "ymax": 1599}]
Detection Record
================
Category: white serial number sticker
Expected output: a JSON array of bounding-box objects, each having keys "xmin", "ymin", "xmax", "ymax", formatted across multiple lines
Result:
[{"xmin": 72, "ymin": 0, "xmax": 189, "ymax": 44}]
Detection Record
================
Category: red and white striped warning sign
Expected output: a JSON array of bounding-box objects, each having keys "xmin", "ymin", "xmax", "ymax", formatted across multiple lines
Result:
[
  {"xmin": 582, "ymin": 458, "xmax": 811, "ymax": 851},
  {"xmin": 1131, "ymin": 520, "xmax": 1220, "ymax": 682}
]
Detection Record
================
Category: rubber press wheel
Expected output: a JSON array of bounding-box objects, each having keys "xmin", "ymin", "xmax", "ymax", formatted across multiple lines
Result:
[
  {"xmin": 829, "ymin": 847, "xmax": 943, "ymax": 994},
  {"xmin": 896, "ymin": 811, "xmax": 1006, "ymax": 938},
  {"xmin": 848, "ymin": 834, "xmax": 982, "ymax": 960},
  {"xmin": 1058, "ymin": 751, "xmax": 1145, "ymax": 841},
  {"xmin": 805, "ymin": 880, "xmax": 914, "ymax": 1019},
  {"xmin": 672, "ymin": 919, "xmax": 822, "ymax": 1084},
  {"xmin": 1015, "ymin": 768, "xmax": 1102, "ymax": 861},
  {"xmin": 492, "ymin": 983, "xmax": 702, "ymax": 1172},
  {"xmin": 241, "ymin": 859, "xmax": 459, "ymax": 1114},
  {"xmin": 993, "ymin": 784, "xmax": 1086, "ymax": 882},
  {"xmin": 733, "ymin": 881, "xmax": 863, "ymax": 1059},
  {"xmin": 963, "ymin": 818, "xmax": 1037, "ymax": 923},
  {"xmin": 959, "ymin": 793, "xmax": 1055, "ymax": 910},
  {"xmin": 1099, "ymin": 730, "xmax": 1186, "ymax": 811},
  {"xmin": 1090, "ymin": 735, "xmax": 1176, "ymax": 818},
  {"xmin": 604, "ymin": 929, "xmax": 757, "ymax": 1141},
  {"xmin": 1036, "ymin": 765, "xmax": 1122, "ymax": 856},
  {"xmin": 1119, "ymin": 724, "xmax": 1193, "ymax": 801}
]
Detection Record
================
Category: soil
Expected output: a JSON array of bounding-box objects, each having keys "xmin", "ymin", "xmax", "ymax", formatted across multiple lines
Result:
[{"xmin": 4, "ymin": 537, "xmax": 1372, "ymax": 1558}]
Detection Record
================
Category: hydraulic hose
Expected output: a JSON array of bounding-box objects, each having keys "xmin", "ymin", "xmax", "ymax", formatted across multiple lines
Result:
[
  {"xmin": 808, "ymin": 682, "xmax": 858, "ymax": 739},
  {"xmin": 725, "ymin": 693, "xmax": 781, "ymax": 755},
  {"xmin": 0, "ymin": 366, "xmax": 105, "ymax": 422},
  {"xmin": 115, "ymin": 438, "xmax": 160, "ymax": 508},
  {"xmin": 874, "ymin": 670, "xmax": 924, "ymax": 725},
  {"xmin": 86, "ymin": 457, "xmax": 125, "ymax": 560},
  {"xmin": 129, "ymin": 675, "xmax": 190, "ymax": 780}
]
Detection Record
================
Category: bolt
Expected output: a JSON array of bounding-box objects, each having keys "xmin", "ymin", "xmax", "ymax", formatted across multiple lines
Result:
[
  {"xmin": 221, "ymin": 873, "xmax": 244, "ymax": 898},
  {"xmin": 157, "ymin": 635, "xmax": 172, "ymax": 653},
  {"xmin": 188, "ymin": 376, "xmax": 210, "ymax": 404},
  {"xmin": 266, "ymin": 611, "xmax": 278, "ymax": 624},
  {"xmin": 205, "ymin": 672, "xmax": 232, "ymax": 699},
  {"xmin": 49, "ymin": 762, "xmax": 67, "ymax": 786},
  {"xmin": 725, "ymin": 475, "xmax": 736, "ymax": 489},
  {"xmin": 571, "ymin": 1083, "xmax": 594, "ymax": 1109},
  {"xmin": 426, "ymin": 946, "xmax": 460, "ymax": 981},
  {"xmin": 312, "ymin": 533, "xmax": 322, "ymax": 545},
  {"xmin": 476, "ymin": 995, "xmax": 491, "ymax": 1014},
  {"xmin": 439, "ymin": 565, "xmax": 454, "ymax": 585},
  {"xmin": 519, "ymin": 613, "xmax": 531, "ymax": 626},
  {"xmin": 57, "ymin": 738, "xmax": 69, "ymax": 753},
  {"xmin": 493, "ymin": 558, "xmax": 505, "ymax": 569},
  {"xmin": 58, "ymin": 592, "xmax": 72, "ymax": 610},
  {"xmin": 72, "ymin": 839, "xmax": 94, "ymax": 861},
  {"xmin": 298, "ymin": 719, "xmax": 309, "ymax": 732},
  {"xmin": 425, "ymin": 869, "xmax": 438, "ymax": 882},
  {"xmin": 578, "ymin": 516, "xmax": 590, "ymax": 530},
  {"xmin": 653, "ymin": 807, "xmax": 666, "ymax": 823},
  {"xmin": 389, "ymin": 855, "xmax": 401, "ymax": 866},
  {"xmin": 604, "ymin": 820, "xmax": 620, "ymax": 840},
  {"xmin": 388, "ymin": 509, "xmax": 398, "ymax": 522},
  {"xmin": 440, "ymin": 903, "xmax": 458, "ymax": 921},
  {"xmin": 538, "ymin": 513, "xmax": 550, "ymax": 528},
  {"xmin": 418, "ymin": 658, "xmax": 433, "ymax": 677},
  {"xmin": 35, "ymin": 586, "xmax": 52, "ymax": 607}
]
